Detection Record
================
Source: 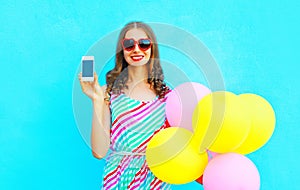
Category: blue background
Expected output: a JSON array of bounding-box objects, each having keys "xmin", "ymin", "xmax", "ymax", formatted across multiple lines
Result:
[{"xmin": 1, "ymin": 1, "xmax": 299, "ymax": 189}]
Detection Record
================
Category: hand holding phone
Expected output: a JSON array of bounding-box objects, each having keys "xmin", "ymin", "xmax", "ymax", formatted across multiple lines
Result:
[{"xmin": 79, "ymin": 56, "xmax": 103, "ymax": 101}]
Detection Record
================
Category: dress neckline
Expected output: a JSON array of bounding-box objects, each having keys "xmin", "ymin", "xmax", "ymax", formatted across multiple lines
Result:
[{"xmin": 121, "ymin": 93, "xmax": 159, "ymax": 103}]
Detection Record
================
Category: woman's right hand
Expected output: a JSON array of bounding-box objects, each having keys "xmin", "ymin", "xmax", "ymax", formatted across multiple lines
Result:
[{"xmin": 78, "ymin": 72, "xmax": 104, "ymax": 101}]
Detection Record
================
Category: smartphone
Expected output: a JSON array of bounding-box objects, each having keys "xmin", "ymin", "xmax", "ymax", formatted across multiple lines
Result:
[{"xmin": 81, "ymin": 56, "xmax": 94, "ymax": 81}]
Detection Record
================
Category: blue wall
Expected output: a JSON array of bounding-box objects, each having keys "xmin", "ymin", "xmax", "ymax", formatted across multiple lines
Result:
[{"xmin": 1, "ymin": 1, "xmax": 299, "ymax": 189}]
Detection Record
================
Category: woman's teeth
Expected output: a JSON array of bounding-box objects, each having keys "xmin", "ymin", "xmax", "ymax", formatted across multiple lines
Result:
[{"xmin": 131, "ymin": 55, "xmax": 144, "ymax": 61}]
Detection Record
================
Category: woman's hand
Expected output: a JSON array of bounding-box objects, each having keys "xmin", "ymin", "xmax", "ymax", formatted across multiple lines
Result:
[{"xmin": 78, "ymin": 72, "xmax": 104, "ymax": 101}]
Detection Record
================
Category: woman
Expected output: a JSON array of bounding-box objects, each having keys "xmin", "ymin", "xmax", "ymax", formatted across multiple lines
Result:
[{"xmin": 79, "ymin": 21, "xmax": 171, "ymax": 189}]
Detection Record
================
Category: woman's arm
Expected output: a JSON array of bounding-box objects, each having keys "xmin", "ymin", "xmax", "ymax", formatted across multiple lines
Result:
[
  {"xmin": 78, "ymin": 73, "xmax": 111, "ymax": 159},
  {"xmin": 91, "ymin": 86, "xmax": 111, "ymax": 159}
]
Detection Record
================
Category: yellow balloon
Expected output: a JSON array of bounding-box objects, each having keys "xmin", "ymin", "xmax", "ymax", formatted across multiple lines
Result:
[
  {"xmin": 234, "ymin": 94, "xmax": 276, "ymax": 154},
  {"xmin": 192, "ymin": 91, "xmax": 251, "ymax": 153},
  {"xmin": 146, "ymin": 127, "xmax": 208, "ymax": 184}
]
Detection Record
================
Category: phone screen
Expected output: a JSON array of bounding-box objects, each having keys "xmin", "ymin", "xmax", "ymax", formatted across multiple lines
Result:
[{"xmin": 82, "ymin": 60, "xmax": 93, "ymax": 77}]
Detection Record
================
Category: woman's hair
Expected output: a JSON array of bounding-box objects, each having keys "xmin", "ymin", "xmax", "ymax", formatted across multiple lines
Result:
[{"xmin": 105, "ymin": 21, "xmax": 169, "ymax": 101}]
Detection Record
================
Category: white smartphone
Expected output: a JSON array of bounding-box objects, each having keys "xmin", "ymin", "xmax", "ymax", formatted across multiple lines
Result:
[{"xmin": 81, "ymin": 56, "xmax": 94, "ymax": 81}]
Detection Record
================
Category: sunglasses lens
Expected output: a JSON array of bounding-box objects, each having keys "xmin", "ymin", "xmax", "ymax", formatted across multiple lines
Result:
[
  {"xmin": 123, "ymin": 39, "xmax": 135, "ymax": 51},
  {"xmin": 139, "ymin": 39, "xmax": 151, "ymax": 50}
]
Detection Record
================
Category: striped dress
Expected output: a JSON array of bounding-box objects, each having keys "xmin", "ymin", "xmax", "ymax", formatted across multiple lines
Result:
[{"xmin": 101, "ymin": 91, "xmax": 172, "ymax": 190}]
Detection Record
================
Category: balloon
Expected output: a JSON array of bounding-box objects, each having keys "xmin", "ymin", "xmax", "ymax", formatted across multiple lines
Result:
[
  {"xmin": 234, "ymin": 93, "xmax": 276, "ymax": 154},
  {"xmin": 192, "ymin": 91, "xmax": 251, "ymax": 153},
  {"xmin": 195, "ymin": 149, "xmax": 219, "ymax": 185},
  {"xmin": 146, "ymin": 127, "xmax": 208, "ymax": 184},
  {"xmin": 203, "ymin": 153, "xmax": 260, "ymax": 190},
  {"xmin": 165, "ymin": 82, "xmax": 211, "ymax": 132}
]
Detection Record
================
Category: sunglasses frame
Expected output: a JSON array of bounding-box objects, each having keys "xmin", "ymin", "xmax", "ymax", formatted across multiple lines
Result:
[{"xmin": 122, "ymin": 38, "xmax": 152, "ymax": 52}]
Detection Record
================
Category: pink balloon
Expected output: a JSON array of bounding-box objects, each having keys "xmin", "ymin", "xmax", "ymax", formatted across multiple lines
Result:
[
  {"xmin": 166, "ymin": 82, "xmax": 211, "ymax": 132},
  {"xmin": 203, "ymin": 153, "xmax": 260, "ymax": 190}
]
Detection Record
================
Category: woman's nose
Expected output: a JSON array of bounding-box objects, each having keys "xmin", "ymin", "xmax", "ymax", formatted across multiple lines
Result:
[{"xmin": 133, "ymin": 43, "xmax": 140, "ymax": 52}]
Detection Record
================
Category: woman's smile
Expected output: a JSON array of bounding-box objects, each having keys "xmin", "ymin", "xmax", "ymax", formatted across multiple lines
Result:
[{"xmin": 131, "ymin": 55, "xmax": 144, "ymax": 62}]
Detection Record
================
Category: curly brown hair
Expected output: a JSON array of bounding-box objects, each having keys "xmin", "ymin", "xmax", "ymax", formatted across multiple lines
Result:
[{"xmin": 105, "ymin": 21, "xmax": 169, "ymax": 101}]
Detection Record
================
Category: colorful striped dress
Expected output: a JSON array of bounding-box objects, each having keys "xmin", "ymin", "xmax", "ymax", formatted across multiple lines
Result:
[{"xmin": 101, "ymin": 91, "xmax": 172, "ymax": 190}]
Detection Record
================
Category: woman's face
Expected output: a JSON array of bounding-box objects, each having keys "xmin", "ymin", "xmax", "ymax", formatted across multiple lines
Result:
[{"xmin": 123, "ymin": 28, "xmax": 152, "ymax": 67}]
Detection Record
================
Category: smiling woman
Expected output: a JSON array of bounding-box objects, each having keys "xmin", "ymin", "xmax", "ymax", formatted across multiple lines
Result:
[
  {"xmin": 105, "ymin": 22, "xmax": 168, "ymax": 101},
  {"xmin": 79, "ymin": 21, "xmax": 172, "ymax": 189}
]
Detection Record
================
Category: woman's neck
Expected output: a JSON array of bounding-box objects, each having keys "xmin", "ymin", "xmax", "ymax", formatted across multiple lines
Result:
[{"xmin": 127, "ymin": 65, "xmax": 148, "ymax": 84}]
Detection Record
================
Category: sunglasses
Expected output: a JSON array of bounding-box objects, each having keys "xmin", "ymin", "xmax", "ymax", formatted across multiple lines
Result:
[{"xmin": 122, "ymin": 38, "xmax": 152, "ymax": 51}]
